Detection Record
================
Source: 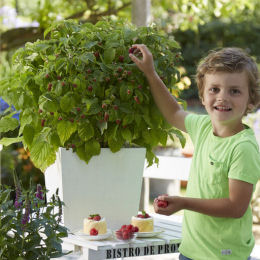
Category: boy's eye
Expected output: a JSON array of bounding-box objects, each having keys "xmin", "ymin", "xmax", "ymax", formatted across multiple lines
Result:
[
  {"xmin": 230, "ymin": 89, "xmax": 241, "ymax": 95},
  {"xmin": 209, "ymin": 87, "xmax": 219, "ymax": 93}
]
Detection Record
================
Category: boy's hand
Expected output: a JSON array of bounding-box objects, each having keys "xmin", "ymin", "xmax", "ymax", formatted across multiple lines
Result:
[
  {"xmin": 129, "ymin": 44, "xmax": 156, "ymax": 77},
  {"xmin": 153, "ymin": 194, "xmax": 184, "ymax": 216}
]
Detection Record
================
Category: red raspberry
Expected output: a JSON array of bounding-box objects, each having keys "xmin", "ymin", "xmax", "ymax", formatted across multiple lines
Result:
[
  {"xmin": 113, "ymin": 105, "xmax": 119, "ymax": 110},
  {"xmin": 134, "ymin": 96, "xmax": 140, "ymax": 104},
  {"xmin": 90, "ymin": 228, "xmax": 98, "ymax": 236},
  {"xmin": 88, "ymin": 85, "xmax": 93, "ymax": 92},
  {"xmin": 122, "ymin": 231, "xmax": 130, "ymax": 240},
  {"xmin": 133, "ymin": 226, "xmax": 139, "ymax": 232},
  {"xmin": 104, "ymin": 112, "xmax": 109, "ymax": 122},
  {"xmin": 93, "ymin": 215, "xmax": 101, "ymax": 221},
  {"xmin": 127, "ymin": 225, "xmax": 133, "ymax": 231},
  {"xmin": 157, "ymin": 200, "xmax": 168, "ymax": 208}
]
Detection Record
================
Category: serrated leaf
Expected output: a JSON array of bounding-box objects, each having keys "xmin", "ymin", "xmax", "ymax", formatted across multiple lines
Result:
[
  {"xmin": 57, "ymin": 121, "xmax": 77, "ymax": 145},
  {"xmin": 104, "ymin": 48, "xmax": 115, "ymax": 64},
  {"xmin": 78, "ymin": 122, "xmax": 94, "ymax": 141},
  {"xmin": 122, "ymin": 114, "xmax": 134, "ymax": 126},
  {"xmin": 23, "ymin": 125, "xmax": 34, "ymax": 147},
  {"xmin": 0, "ymin": 137, "xmax": 23, "ymax": 146},
  {"xmin": 0, "ymin": 117, "xmax": 19, "ymax": 132},
  {"xmin": 60, "ymin": 95, "xmax": 73, "ymax": 112},
  {"xmin": 85, "ymin": 139, "xmax": 100, "ymax": 156},
  {"xmin": 28, "ymin": 141, "xmax": 57, "ymax": 171},
  {"xmin": 121, "ymin": 128, "xmax": 132, "ymax": 142}
]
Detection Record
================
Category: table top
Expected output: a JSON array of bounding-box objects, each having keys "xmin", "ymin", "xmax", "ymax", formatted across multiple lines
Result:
[{"xmin": 61, "ymin": 214, "xmax": 182, "ymax": 259}]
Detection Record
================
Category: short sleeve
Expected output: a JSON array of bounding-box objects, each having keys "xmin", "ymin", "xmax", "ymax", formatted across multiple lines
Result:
[
  {"xmin": 185, "ymin": 113, "xmax": 210, "ymax": 145},
  {"xmin": 229, "ymin": 141, "xmax": 260, "ymax": 184}
]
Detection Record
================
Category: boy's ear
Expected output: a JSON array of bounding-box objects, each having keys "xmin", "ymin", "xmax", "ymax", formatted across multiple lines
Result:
[
  {"xmin": 201, "ymin": 97, "xmax": 205, "ymax": 106},
  {"xmin": 247, "ymin": 103, "xmax": 254, "ymax": 111}
]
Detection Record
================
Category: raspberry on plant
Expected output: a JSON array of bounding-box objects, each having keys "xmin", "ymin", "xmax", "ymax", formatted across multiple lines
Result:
[
  {"xmin": 61, "ymin": 82, "xmax": 66, "ymax": 86},
  {"xmin": 88, "ymin": 85, "xmax": 93, "ymax": 92}
]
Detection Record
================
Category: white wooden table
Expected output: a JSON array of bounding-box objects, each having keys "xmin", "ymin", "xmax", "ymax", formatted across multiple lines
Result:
[{"xmin": 60, "ymin": 214, "xmax": 182, "ymax": 260}]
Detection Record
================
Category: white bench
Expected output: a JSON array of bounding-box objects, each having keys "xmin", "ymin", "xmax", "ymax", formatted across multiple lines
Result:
[{"xmin": 142, "ymin": 156, "xmax": 192, "ymax": 211}]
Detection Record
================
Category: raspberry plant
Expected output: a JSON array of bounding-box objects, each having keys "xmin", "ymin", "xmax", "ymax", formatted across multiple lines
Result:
[{"xmin": 0, "ymin": 19, "xmax": 185, "ymax": 172}]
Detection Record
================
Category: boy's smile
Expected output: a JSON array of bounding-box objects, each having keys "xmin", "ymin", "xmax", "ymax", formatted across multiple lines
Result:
[{"xmin": 202, "ymin": 71, "xmax": 252, "ymax": 136}]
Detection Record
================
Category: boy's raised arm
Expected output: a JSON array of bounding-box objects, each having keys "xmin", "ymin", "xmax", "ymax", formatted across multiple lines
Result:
[{"xmin": 129, "ymin": 44, "xmax": 188, "ymax": 132}]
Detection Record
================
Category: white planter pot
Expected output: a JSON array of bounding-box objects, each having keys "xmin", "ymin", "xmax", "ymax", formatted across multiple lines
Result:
[{"xmin": 45, "ymin": 148, "xmax": 146, "ymax": 231}]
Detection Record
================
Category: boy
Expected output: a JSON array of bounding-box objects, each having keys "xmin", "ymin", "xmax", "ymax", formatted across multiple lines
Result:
[{"xmin": 129, "ymin": 45, "xmax": 260, "ymax": 260}]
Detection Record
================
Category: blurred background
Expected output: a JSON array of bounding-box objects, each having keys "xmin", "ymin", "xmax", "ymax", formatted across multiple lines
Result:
[{"xmin": 1, "ymin": 0, "xmax": 260, "ymax": 195}]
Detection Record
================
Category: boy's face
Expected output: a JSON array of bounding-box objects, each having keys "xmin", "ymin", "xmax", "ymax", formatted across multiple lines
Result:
[{"xmin": 202, "ymin": 71, "xmax": 252, "ymax": 130}]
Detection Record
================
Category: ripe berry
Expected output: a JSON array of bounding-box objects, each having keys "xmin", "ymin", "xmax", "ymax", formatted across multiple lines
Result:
[
  {"xmin": 138, "ymin": 85, "xmax": 142, "ymax": 89},
  {"xmin": 71, "ymin": 144, "xmax": 76, "ymax": 149},
  {"xmin": 113, "ymin": 105, "xmax": 118, "ymax": 110},
  {"xmin": 157, "ymin": 200, "xmax": 168, "ymax": 208},
  {"xmin": 48, "ymin": 83, "xmax": 52, "ymax": 88},
  {"xmin": 127, "ymin": 89, "xmax": 131, "ymax": 95},
  {"xmin": 50, "ymin": 112, "xmax": 54, "ymax": 115},
  {"xmin": 94, "ymin": 51, "xmax": 99, "ymax": 58},
  {"xmin": 87, "ymin": 69, "xmax": 92, "ymax": 74},
  {"xmin": 41, "ymin": 119, "xmax": 45, "ymax": 127},
  {"xmin": 128, "ymin": 47, "xmax": 136, "ymax": 54},
  {"xmin": 58, "ymin": 117, "xmax": 62, "ymax": 121},
  {"xmin": 102, "ymin": 104, "xmax": 107, "ymax": 109},
  {"xmin": 73, "ymin": 83, "xmax": 77, "ymax": 88},
  {"xmin": 45, "ymin": 74, "xmax": 49, "ymax": 79},
  {"xmin": 117, "ymin": 67, "xmax": 123, "ymax": 73},
  {"xmin": 88, "ymin": 85, "xmax": 93, "ymax": 92},
  {"xmin": 81, "ymin": 114, "xmax": 86, "ymax": 119},
  {"xmin": 116, "ymin": 119, "xmax": 121, "ymax": 125},
  {"xmin": 134, "ymin": 96, "xmax": 140, "ymax": 104},
  {"xmin": 93, "ymin": 78, "xmax": 96, "ymax": 82},
  {"xmin": 61, "ymin": 82, "xmax": 66, "ymax": 86},
  {"xmin": 90, "ymin": 228, "xmax": 98, "ymax": 236},
  {"xmin": 38, "ymin": 109, "xmax": 43, "ymax": 114},
  {"xmin": 76, "ymin": 107, "xmax": 81, "ymax": 112},
  {"xmin": 105, "ymin": 77, "xmax": 110, "ymax": 82},
  {"xmin": 57, "ymin": 75, "xmax": 62, "ymax": 80},
  {"xmin": 93, "ymin": 215, "xmax": 101, "ymax": 221},
  {"xmin": 69, "ymin": 118, "xmax": 74, "ymax": 123},
  {"xmin": 127, "ymin": 71, "xmax": 132, "ymax": 76},
  {"xmin": 118, "ymin": 55, "xmax": 124, "ymax": 62},
  {"xmin": 122, "ymin": 231, "xmax": 130, "ymax": 240},
  {"xmin": 104, "ymin": 112, "xmax": 109, "ymax": 122}
]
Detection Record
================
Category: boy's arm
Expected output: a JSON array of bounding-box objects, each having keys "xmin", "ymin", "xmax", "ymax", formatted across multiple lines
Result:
[
  {"xmin": 129, "ymin": 44, "xmax": 188, "ymax": 132},
  {"xmin": 154, "ymin": 179, "xmax": 253, "ymax": 218}
]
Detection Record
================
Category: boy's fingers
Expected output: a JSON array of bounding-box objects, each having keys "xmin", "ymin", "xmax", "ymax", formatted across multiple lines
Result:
[{"xmin": 129, "ymin": 53, "xmax": 141, "ymax": 65}]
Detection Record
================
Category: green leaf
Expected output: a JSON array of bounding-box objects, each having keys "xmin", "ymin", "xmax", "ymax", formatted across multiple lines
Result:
[
  {"xmin": 0, "ymin": 117, "xmax": 19, "ymax": 132},
  {"xmin": 78, "ymin": 122, "xmax": 94, "ymax": 141},
  {"xmin": 122, "ymin": 114, "xmax": 134, "ymax": 126},
  {"xmin": 0, "ymin": 137, "xmax": 23, "ymax": 146},
  {"xmin": 29, "ymin": 141, "xmax": 57, "ymax": 171},
  {"xmin": 121, "ymin": 128, "xmax": 132, "ymax": 142},
  {"xmin": 104, "ymin": 48, "xmax": 115, "ymax": 63},
  {"xmin": 60, "ymin": 95, "xmax": 74, "ymax": 112},
  {"xmin": 108, "ymin": 136, "xmax": 124, "ymax": 153},
  {"xmin": 57, "ymin": 121, "xmax": 77, "ymax": 145},
  {"xmin": 23, "ymin": 125, "xmax": 35, "ymax": 147},
  {"xmin": 85, "ymin": 139, "xmax": 100, "ymax": 156}
]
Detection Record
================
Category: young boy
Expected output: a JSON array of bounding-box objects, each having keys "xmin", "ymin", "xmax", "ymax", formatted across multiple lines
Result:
[{"xmin": 129, "ymin": 45, "xmax": 260, "ymax": 260}]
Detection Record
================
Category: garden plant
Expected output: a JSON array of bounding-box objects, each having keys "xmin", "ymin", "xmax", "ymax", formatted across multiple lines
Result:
[
  {"xmin": 0, "ymin": 172, "xmax": 69, "ymax": 259},
  {"xmin": 0, "ymin": 18, "xmax": 185, "ymax": 172}
]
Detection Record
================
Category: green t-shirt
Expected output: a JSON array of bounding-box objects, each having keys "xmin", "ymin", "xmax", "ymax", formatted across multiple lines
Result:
[{"xmin": 179, "ymin": 113, "xmax": 260, "ymax": 260}]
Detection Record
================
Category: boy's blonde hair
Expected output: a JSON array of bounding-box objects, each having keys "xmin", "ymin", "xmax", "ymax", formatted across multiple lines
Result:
[{"xmin": 196, "ymin": 47, "xmax": 260, "ymax": 113}]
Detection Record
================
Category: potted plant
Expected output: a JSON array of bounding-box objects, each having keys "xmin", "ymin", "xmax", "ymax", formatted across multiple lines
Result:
[
  {"xmin": 0, "ymin": 18, "xmax": 185, "ymax": 230},
  {"xmin": 0, "ymin": 171, "xmax": 69, "ymax": 259}
]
